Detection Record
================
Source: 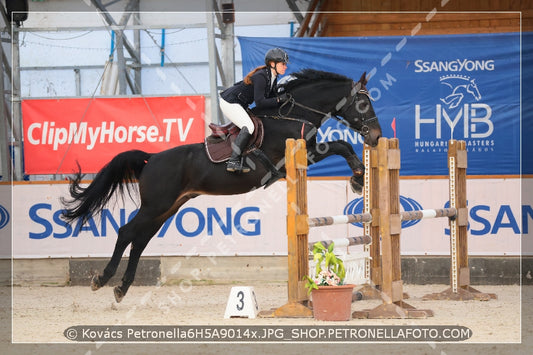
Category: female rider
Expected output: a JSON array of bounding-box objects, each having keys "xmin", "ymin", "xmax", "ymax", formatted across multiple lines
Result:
[{"xmin": 219, "ymin": 47, "xmax": 289, "ymax": 173}]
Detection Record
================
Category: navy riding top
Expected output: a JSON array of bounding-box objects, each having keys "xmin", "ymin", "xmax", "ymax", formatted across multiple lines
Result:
[{"xmin": 220, "ymin": 68, "xmax": 278, "ymax": 109}]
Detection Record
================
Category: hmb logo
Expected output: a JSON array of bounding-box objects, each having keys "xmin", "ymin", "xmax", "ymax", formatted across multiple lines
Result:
[
  {"xmin": 439, "ymin": 74, "xmax": 482, "ymax": 109},
  {"xmin": 415, "ymin": 76, "xmax": 492, "ymax": 140}
]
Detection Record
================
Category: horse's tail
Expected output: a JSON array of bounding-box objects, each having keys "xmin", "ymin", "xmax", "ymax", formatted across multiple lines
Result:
[{"xmin": 61, "ymin": 150, "xmax": 152, "ymax": 226}]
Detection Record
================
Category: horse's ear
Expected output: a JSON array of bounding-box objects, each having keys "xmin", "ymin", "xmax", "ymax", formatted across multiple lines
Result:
[{"xmin": 359, "ymin": 72, "xmax": 368, "ymax": 86}]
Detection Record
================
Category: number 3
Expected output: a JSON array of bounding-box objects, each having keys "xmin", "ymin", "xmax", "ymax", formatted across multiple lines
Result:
[{"xmin": 236, "ymin": 290, "xmax": 245, "ymax": 311}]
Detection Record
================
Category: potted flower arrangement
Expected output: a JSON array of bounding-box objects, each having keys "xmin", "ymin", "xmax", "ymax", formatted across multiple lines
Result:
[{"xmin": 304, "ymin": 242, "xmax": 355, "ymax": 321}]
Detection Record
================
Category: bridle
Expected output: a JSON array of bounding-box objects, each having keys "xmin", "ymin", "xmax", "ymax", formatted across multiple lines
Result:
[
  {"xmin": 278, "ymin": 81, "xmax": 378, "ymax": 137},
  {"xmin": 336, "ymin": 85, "xmax": 378, "ymax": 137}
]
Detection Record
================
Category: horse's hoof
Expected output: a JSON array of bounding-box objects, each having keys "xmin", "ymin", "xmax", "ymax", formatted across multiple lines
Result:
[
  {"xmin": 351, "ymin": 184, "xmax": 362, "ymax": 195},
  {"xmin": 91, "ymin": 275, "xmax": 101, "ymax": 291},
  {"xmin": 114, "ymin": 286, "xmax": 124, "ymax": 303},
  {"xmin": 350, "ymin": 176, "xmax": 363, "ymax": 195}
]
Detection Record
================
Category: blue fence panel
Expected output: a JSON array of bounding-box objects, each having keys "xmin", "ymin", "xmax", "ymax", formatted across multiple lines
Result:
[{"xmin": 239, "ymin": 32, "xmax": 527, "ymax": 176}]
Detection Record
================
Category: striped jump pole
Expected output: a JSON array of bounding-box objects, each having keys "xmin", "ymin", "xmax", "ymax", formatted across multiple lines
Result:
[
  {"xmin": 309, "ymin": 235, "xmax": 372, "ymax": 251},
  {"xmin": 308, "ymin": 213, "xmax": 372, "ymax": 227},
  {"xmin": 400, "ymin": 208, "xmax": 457, "ymax": 221}
]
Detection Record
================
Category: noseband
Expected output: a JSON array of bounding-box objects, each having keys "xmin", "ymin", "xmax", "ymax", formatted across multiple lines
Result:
[{"xmin": 279, "ymin": 82, "xmax": 377, "ymax": 137}]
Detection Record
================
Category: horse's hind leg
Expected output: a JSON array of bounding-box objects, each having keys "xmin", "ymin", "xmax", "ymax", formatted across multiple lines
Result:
[
  {"xmin": 113, "ymin": 237, "xmax": 151, "ymax": 303},
  {"xmin": 91, "ymin": 228, "xmax": 132, "ymax": 291},
  {"xmin": 91, "ymin": 210, "xmax": 160, "ymax": 293},
  {"xmin": 112, "ymin": 210, "xmax": 166, "ymax": 302}
]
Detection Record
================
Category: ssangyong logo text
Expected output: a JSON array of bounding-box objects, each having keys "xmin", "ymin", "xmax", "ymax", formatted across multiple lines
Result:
[
  {"xmin": 414, "ymin": 59, "xmax": 495, "ymax": 73},
  {"xmin": 28, "ymin": 204, "xmax": 261, "ymax": 239}
]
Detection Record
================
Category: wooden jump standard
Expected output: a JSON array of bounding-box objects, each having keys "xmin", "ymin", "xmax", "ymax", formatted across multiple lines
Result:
[
  {"xmin": 263, "ymin": 137, "xmax": 493, "ymax": 319},
  {"xmin": 264, "ymin": 138, "xmax": 375, "ymax": 318},
  {"xmin": 354, "ymin": 138, "xmax": 434, "ymax": 318},
  {"xmin": 359, "ymin": 138, "xmax": 495, "ymax": 308}
]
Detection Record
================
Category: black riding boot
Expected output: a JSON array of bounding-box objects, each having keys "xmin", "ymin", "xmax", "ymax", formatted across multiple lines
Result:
[{"xmin": 227, "ymin": 127, "xmax": 252, "ymax": 173}]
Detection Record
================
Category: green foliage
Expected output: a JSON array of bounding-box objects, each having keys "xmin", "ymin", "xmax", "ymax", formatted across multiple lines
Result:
[{"xmin": 303, "ymin": 241, "xmax": 346, "ymax": 294}]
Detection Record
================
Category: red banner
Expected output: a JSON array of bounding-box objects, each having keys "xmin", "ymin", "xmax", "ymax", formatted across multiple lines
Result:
[{"xmin": 22, "ymin": 96, "xmax": 205, "ymax": 174}]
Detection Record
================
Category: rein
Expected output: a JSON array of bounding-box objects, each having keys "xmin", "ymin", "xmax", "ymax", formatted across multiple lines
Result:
[{"xmin": 279, "ymin": 97, "xmax": 332, "ymax": 118}]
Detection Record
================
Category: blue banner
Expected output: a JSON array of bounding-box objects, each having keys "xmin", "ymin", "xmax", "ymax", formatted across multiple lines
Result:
[{"xmin": 239, "ymin": 32, "xmax": 528, "ymax": 176}]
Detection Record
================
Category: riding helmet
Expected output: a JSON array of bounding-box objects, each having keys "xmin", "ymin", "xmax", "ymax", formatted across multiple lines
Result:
[{"xmin": 265, "ymin": 48, "xmax": 289, "ymax": 65}]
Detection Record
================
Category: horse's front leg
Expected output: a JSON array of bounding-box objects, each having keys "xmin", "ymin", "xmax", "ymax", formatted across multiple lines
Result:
[{"xmin": 308, "ymin": 141, "xmax": 365, "ymax": 194}]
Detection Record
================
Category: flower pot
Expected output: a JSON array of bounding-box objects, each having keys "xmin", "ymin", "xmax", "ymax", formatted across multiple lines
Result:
[{"xmin": 311, "ymin": 284, "xmax": 355, "ymax": 321}]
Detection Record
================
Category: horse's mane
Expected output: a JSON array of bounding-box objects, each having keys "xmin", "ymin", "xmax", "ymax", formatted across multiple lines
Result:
[{"xmin": 279, "ymin": 69, "xmax": 351, "ymax": 92}]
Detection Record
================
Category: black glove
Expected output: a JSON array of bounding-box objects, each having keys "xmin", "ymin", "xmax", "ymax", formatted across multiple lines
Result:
[{"xmin": 277, "ymin": 93, "xmax": 290, "ymax": 103}]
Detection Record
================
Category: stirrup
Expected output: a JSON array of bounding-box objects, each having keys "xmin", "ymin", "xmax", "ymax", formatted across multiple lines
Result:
[{"xmin": 226, "ymin": 158, "xmax": 250, "ymax": 173}]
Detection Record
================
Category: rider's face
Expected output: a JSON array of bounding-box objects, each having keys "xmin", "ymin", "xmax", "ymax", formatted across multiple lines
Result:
[{"xmin": 275, "ymin": 62, "xmax": 287, "ymax": 75}]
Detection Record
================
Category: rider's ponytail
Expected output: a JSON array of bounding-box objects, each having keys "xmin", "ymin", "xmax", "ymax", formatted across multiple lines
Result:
[{"xmin": 243, "ymin": 65, "xmax": 267, "ymax": 85}]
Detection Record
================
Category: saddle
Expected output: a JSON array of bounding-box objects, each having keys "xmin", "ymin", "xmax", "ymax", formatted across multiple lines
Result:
[{"xmin": 204, "ymin": 113, "xmax": 265, "ymax": 163}]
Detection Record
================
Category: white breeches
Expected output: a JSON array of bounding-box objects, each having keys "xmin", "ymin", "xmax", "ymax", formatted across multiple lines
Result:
[{"xmin": 219, "ymin": 97, "xmax": 255, "ymax": 134}]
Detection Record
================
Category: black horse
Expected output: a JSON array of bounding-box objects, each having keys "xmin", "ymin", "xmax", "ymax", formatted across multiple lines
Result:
[{"xmin": 61, "ymin": 69, "xmax": 382, "ymax": 302}]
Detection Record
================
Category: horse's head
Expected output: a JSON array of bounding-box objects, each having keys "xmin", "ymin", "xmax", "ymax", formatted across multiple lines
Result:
[
  {"xmin": 278, "ymin": 70, "xmax": 382, "ymax": 147},
  {"xmin": 467, "ymin": 79, "xmax": 482, "ymax": 101},
  {"xmin": 333, "ymin": 72, "xmax": 382, "ymax": 147}
]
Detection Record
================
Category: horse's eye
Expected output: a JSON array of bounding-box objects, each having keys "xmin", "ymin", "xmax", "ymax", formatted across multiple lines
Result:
[{"xmin": 356, "ymin": 99, "xmax": 369, "ymax": 113}]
